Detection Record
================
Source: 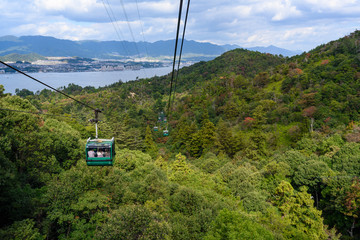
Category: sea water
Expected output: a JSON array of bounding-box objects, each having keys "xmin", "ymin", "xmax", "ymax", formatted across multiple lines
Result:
[{"xmin": 0, "ymin": 66, "xmax": 173, "ymax": 94}]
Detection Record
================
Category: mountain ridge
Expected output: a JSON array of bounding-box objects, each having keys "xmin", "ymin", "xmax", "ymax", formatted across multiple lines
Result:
[{"xmin": 0, "ymin": 35, "xmax": 300, "ymax": 61}]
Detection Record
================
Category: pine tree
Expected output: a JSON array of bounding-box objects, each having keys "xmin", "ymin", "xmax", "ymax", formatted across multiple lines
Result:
[
  {"xmin": 144, "ymin": 125, "xmax": 158, "ymax": 158},
  {"xmin": 274, "ymin": 181, "xmax": 327, "ymax": 239},
  {"xmin": 199, "ymin": 119, "xmax": 216, "ymax": 152}
]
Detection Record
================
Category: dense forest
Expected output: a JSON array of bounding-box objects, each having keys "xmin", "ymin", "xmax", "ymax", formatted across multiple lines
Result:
[{"xmin": 1, "ymin": 30, "xmax": 360, "ymax": 239}]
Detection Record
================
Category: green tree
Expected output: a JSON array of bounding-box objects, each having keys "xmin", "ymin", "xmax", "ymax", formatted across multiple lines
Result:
[
  {"xmin": 95, "ymin": 205, "xmax": 170, "ymax": 240},
  {"xmin": 174, "ymin": 119, "xmax": 197, "ymax": 153},
  {"xmin": 261, "ymin": 160, "xmax": 290, "ymax": 194},
  {"xmin": 43, "ymin": 118, "xmax": 82, "ymax": 169},
  {"xmin": 144, "ymin": 125, "xmax": 158, "ymax": 158},
  {"xmin": 273, "ymin": 181, "xmax": 327, "ymax": 239},
  {"xmin": 331, "ymin": 143, "xmax": 360, "ymax": 175},
  {"xmin": 339, "ymin": 177, "xmax": 360, "ymax": 238},
  {"xmin": 277, "ymin": 150, "xmax": 307, "ymax": 176},
  {"xmin": 187, "ymin": 131, "xmax": 203, "ymax": 157},
  {"xmin": 215, "ymin": 119, "xmax": 241, "ymax": 157},
  {"xmin": 204, "ymin": 208, "xmax": 274, "ymax": 240},
  {"xmin": 199, "ymin": 119, "xmax": 216, "ymax": 152},
  {"xmin": 0, "ymin": 219, "xmax": 44, "ymax": 240},
  {"xmin": 15, "ymin": 88, "xmax": 34, "ymax": 98},
  {"xmin": 253, "ymin": 72, "xmax": 270, "ymax": 88},
  {"xmin": 169, "ymin": 153, "xmax": 193, "ymax": 183},
  {"xmin": 0, "ymin": 84, "xmax": 5, "ymax": 97},
  {"xmin": 321, "ymin": 175, "xmax": 360, "ymax": 238},
  {"xmin": 293, "ymin": 160, "xmax": 332, "ymax": 207},
  {"xmin": 170, "ymin": 186, "xmax": 207, "ymax": 216}
]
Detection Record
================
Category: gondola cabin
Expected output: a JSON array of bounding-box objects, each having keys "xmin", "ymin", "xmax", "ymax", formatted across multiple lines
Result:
[
  {"xmin": 86, "ymin": 137, "xmax": 115, "ymax": 166},
  {"xmin": 163, "ymin": 130, "xmax": 169, "ymax": 136},
  {"xmin": 153, "ymin": 126, "xmax": 159, "ymax": 131}
]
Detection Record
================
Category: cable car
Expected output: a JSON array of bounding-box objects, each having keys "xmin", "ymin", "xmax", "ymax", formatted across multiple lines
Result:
[
  {"xmin": 153, "ymin": 126, "xmax": 159, "ymax": 131},
  {"xmin": 86, "ymin": 137, "xmax": 115, "ymax": 166},
  {"xmin": 163, "ymin": 129, "xmax": 169, "ymax": 136},
  {"xmin": 86, "ymin": 109, "xmax": 115, "ymax": 166}
]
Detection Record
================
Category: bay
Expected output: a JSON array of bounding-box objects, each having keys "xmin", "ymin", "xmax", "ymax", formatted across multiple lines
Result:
[{"xmin": 0, "ymin": 66, "xmax": 173, "ymax": 94}]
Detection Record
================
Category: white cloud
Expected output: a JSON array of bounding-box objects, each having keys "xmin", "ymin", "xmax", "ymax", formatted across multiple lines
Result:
[
  {"xmin": 33, "ymin": 0, "xmax": 107, "ymax": 22},
  {"xmin": 283, "ymin": 27, "xmax": 316, "ymax": 40},
  {"xmin": 271, "ymin": 0, "xmax": 302, "ymax": 21},
  {"xmin": 1, "ymin": 0, "xmax": 360, "ymax": 51},
  {"xmin": 299, "ymin": 0, "xmax": 360, "ymax": 17},
  {"xmin": 303, "ymin": 0, "xmax": 357, "ymax": 10},
  {"xmin": 138, "ymin": 0, "xmax": 177, "ymax": 15},
  {"xmin": 250, "ymin": 0, "xmax": 302, "ymax": 21},
  {"xmin": 15, "ymin": 22, "xmax": 101, "ymax": 40},
  {"xmin": 34, "ymin": 0, "xmax": 99, "ymax": 12}
]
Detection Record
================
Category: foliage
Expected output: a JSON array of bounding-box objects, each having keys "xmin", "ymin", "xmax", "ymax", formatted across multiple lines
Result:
[
  {"xmin": 95, "ymin": 205, "xmax": 170, "ymax": 240},
  {"xmin": 3, "ymin": 31, "xmax": 360, "ymax": 238},
  {"xmin": 204, "ymin": 208, "xmax": 274, "ymax": 240},
  {"xmin": 0, "ymin": 219, "xmax": 44, "ymax": 240},
  {"xmin": 273, "ymin": 181, "xmax": 327, "ymax": 239}
]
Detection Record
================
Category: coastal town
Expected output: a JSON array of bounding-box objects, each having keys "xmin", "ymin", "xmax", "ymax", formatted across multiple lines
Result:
[{"xmin": 0, "ymin": 56, "xmax": 168, "ymax": 74}]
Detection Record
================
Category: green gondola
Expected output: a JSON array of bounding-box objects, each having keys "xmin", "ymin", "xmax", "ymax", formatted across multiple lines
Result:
[
  {"xmin": 163, "ymin": 129, "xmax": 169, "ymax": 136},
  {"xmin": 154, "ymin": 126, "xmax": 159, "ymax": 131},
  {"xmin": 86, "ymin": 137, "xmax": 115, "ymax": 166}
]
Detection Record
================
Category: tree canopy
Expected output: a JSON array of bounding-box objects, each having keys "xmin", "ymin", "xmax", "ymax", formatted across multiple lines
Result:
[{"xmin": 2, "ymin": 30, "xmax": 360, "ymax": 239}]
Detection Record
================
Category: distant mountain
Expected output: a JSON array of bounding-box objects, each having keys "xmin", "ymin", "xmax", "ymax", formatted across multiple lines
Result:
[{"xmin": 0, "ymin": 35, "xmax": 300, "ymax": 61}]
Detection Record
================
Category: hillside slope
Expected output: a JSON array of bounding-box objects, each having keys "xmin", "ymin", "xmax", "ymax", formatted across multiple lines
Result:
[{"xmin": 1, "ymin": 31, "xmax": 360, "ymax": 239}]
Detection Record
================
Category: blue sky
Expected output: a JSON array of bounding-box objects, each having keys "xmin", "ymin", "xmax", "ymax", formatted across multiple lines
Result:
[{"xmin": 1, "ymin": 0, "xmax": 360, "ymax": 51}]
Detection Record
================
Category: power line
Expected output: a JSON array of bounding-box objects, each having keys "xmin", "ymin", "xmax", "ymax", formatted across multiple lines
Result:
[{"xmin": 0, "ymin": 61, "xmax": 99, "ymax": 112}]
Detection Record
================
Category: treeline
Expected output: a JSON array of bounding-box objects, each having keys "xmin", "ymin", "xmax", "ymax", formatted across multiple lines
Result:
[
  {"xmin": 0, "ymin": 53, "xmax": 46, "ymax": 62},
  {"xmin": 1, "ymin": 31, "xmax": 360, "ymax": 239}
]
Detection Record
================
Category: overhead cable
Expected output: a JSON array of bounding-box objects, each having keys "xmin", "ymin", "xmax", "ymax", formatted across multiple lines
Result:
[
  {"xmin": 173, "ymin": 0, "xmax": 191, "ymax": 104},
  {"xmin": 0, "ymin": 61, "xmax": 99, "ymax": 112},
  {"xmin": 102, "ymin": 0, "xmax": 129, "ymax": 56},
  {"xmin": 119, "ymin": 0, "xmax": 142, "ymax": 58},
  {"xmin": 167, "ymin": 0, "xmax": 184, "ymax": 114}
]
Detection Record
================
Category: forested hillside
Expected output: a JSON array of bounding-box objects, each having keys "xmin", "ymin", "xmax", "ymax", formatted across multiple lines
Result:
[{"xmin": 1, "ymin": 31, "xmax": 360, "ymax": 239}]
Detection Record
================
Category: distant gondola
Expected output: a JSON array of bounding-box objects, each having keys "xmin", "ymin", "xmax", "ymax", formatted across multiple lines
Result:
[
  {"xmin": 86, "ymin": 137, "xmax": 115, "ymax": 166},
  {"xmin": 163, "ymin": 129, "xmax": 169, "ymax": 136},
  {"xmin": 153, "ymin": 126, "xmax": 159, "ymax": 131}
]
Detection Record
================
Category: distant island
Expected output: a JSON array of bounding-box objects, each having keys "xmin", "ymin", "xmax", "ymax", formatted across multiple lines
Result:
[{"xmin": 0, "ymin": 55, "xmax": 168, "ymax": 74}]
